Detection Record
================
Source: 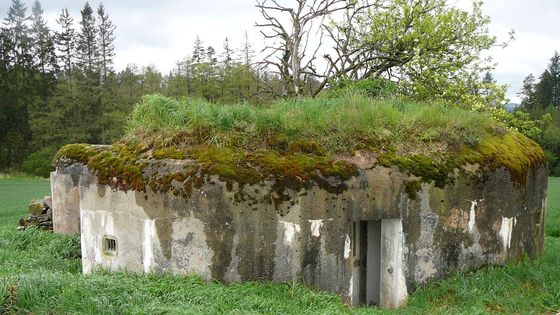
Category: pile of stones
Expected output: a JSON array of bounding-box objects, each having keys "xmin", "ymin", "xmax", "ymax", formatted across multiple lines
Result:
[{"xmin": 18, "ymin": 197, "xmax": 53, "ymax": 231}]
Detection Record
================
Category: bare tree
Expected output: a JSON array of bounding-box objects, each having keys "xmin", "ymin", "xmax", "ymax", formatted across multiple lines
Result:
[
  {"xmin": 257, "ymin": 0, "xmax": 498, "ymax": 99},
  {"xmin": 255, "ymin": 0, "xmax": 353, "ymax": 97},
  {"xmin": 318, "ymin": 0, "xmax": 409, "ymax": 95}
]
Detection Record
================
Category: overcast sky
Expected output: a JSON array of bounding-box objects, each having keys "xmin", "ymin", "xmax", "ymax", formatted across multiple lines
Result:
[{"xmin": 2, "ymin": 0, "xmax": 560, "ymax": 103}]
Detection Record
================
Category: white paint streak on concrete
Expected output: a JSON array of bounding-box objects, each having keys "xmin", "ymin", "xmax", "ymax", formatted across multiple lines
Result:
[
  {"xmin": 348, "ymin": 275, "xmax": 353, "ymax": 300},
  {"xmin": 344, "ymin": 234, "xmax": 351, "ymax": 259},
  {"xmin": 224, "ymin": 233, "xmax": 241, "ymax": 282},
  {"xmin": 468, "ymin": 200, "xmax": 477, "ymax": 232},
  {"xmin": 81, "ymin": 210, "xmax": 102, "ymax": 268},
  {"xmin": 499, "ymin": 217, "xmax": 515, "ymax": 250},
  {"xmin": 106, "ymin": 213, "xmax": 114, "ymax": 236},
  {"xmin": 308, "ymin": 219, "xmax": 324, "ymax": 237},
  {"xmin": 143, "ymin": 219, "xmax": 155, "ymax": 273},
  {"xmin": 280, "ymin": 221, "xmax": 300, "ymax": 245}
]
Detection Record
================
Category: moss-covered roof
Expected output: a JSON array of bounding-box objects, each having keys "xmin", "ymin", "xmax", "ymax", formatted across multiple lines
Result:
[{"xmin": 55, "ymin": 95, "xmax": 546, "ymax": 197}]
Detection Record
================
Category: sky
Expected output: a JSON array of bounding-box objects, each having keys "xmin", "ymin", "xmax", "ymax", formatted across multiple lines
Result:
[{"xmin": 1, "ymin": 0, "xmax": 560, "ymax": 103}]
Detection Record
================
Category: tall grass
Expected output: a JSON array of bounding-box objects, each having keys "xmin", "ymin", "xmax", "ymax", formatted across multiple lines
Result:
[{"xmin": 126, "ymin": 94, "xmax": 497, "ymax": 154}]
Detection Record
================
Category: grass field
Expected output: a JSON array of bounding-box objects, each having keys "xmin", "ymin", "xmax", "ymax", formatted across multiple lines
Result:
[{"xmin": 0, "ymin": 176, "xmax": 559, "ymax": 314}]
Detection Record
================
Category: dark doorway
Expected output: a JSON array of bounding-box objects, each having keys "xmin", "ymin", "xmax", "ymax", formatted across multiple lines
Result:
[{"xmin": 352, "ymin": 220, "xmax": 381, "ymax": 306}]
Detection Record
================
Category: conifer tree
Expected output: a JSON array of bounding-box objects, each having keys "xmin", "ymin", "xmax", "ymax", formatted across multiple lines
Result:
[
  {"xmin": 3, "ymin": 0, "xmax": 32, "ymax": 67},
  {"xmin": 30, "ymin": 0, "xmax": 57, "ymax": 76},
  {"xmin": 548, "ymin": 51, "xmax": 560, "ymax": 107},
  {"xmin": 535, "ymin": 70, "xmax": 554, "ymax": 109},
  {"xmin": 519, "ymin": 74, "xmax": 536, "ymax": 112},
  {"xmin": 222, "ymin": 37, "xmax": 233, "ymax": 68},
  {"xmin": 238, "ymin": 31, "xmax": 254, "ymax": 67},
  {"xmin": 97, "ymin": 3, "xmax": 115, "ymax": 81},
  {"xmin": 56, "ymin": 8, "xmax": 75, "ymax": 76},
  {"xmin": 1, "ymin": 0, "xmax": 33, "ymax": 168},
  {"xmin": 76, "ymin": 2, "xmax": 101, "ymax": 143},
  {"xmin": 206, "ymin": 46, "xmax": 217, "ymax": 64},
  {"xmin": 76, "ymin": 2, "xmax": 98, "ymax": 73},
  {"xmin": 192, "ymin": 36, "xmax": 205, "ymax": 64}
]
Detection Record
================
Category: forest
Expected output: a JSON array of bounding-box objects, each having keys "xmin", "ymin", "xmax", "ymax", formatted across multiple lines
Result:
[
  {"xmin": 0, "ymin": 0, "xmax": 558, "ymax": 176},
  {"xmin": 518, "ymin": 53, "xmax": 560, "ymax": 175}
]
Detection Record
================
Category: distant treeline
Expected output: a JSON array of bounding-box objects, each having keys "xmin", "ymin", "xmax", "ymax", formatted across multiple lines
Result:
[
  {"xmin": 0, "ymin": 0, "xmax": 289, "ymax": 176},
  {"xmin": 518, "ymin": 52, "xmax": 560, "ymax": 176}
]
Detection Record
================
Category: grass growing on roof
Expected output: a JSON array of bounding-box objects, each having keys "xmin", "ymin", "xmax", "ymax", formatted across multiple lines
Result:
[{"xmin": 125, "ymin": 94, "xmax": 497, "ymax": 156}]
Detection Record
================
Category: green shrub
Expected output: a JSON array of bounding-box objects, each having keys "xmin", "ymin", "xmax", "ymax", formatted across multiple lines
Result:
[
  {"xmin": 22, "ymin": 149, "xmax": 55, "ymax": 178},
  {"xmin": 551, "ymin": 163, "xmax": 560, "ymax": 177}
]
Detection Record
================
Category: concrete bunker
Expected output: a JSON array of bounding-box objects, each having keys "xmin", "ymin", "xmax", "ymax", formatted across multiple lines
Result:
[
  {"xmin": 50, "ymin": 96, "xmax": 548, "ymax": 309},
  {"xmin": 52, "ymin": 144, "xmax": 548, "ymax": 309}
]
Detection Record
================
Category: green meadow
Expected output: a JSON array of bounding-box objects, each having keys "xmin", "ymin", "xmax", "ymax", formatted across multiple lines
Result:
[{"xmin": 0, "ymin": 176, "xmax": 558, "ymax": 314}]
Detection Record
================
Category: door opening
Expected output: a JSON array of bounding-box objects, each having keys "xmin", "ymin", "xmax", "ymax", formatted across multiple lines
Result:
[{"xmin": 352, "ymin": 220, "xmax": 381, "ymax": 307}]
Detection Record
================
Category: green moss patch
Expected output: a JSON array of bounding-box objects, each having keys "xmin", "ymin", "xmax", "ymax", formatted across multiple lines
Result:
[
  {"xmin": 55, "ymin": 143, "xmax": 147, "ymax": 192},
  {"xmin": 464, "ymin": 132, "xmax": 546, "ymax": 185},
  {"xmin": 378, "ymin": 154, "xmax": 456, "ymax": 188},
  {"xmin": 152, "ymin": 146, "xmax": 186, "ymax": 160},
  {"xmin": 379, "ymin": 132, "xmax": 546, "ymax": 194},
  {"xmin": 54, "ymin": 144, "xmax": 97, "ymax": 164}
]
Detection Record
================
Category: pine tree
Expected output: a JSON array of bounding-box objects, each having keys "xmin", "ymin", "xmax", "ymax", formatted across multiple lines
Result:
[
  {"xmin": 1, "ymin": 0, "xmax": 33, "ymax": 168},
  {"xmin": 535, "ymin": 70, "xmax": 553, "ymax": 109},
  {"xmin": 236, "ymin": 31, "xmax": 256, "ymax": 98},
  {"xmin": 548, "ymin": 51, "xmax": 560, "ymax": 108},
  {"xmin": 97, "ymin": 3, "xmax": 115, "ymax": 81},
  {"xmin": 482, "ymin": 72, "xmax": 495, "ymax": 84},
  {"xmin": 56, "ymin": 8, "xmax": 75, "ymax": 76},
  {"xmin": 238, "ymin": 31, "xmax": 255, "ymax": 67},
  {"xmin": 206, "ymin": 46, "xmax": 217, "ymax": 64},
  {"xmin": 222, "ymin": 37, "xmax": 234, "ymax": 68},
  {"xmin": 0, "ymin": 32, "xmax": 13, "ymax": 168},
  {"xmin": 76, "ymin": 2, "xmax": 98, "ymax": 73},
  {"xmin": 3, "ymin": 0, "xmax": 31, "ymax": 67},
  {"xmin": 0, "ymin": 22, "xmax": 15, "ymax": 67},
  {"xmin": 76, "ymin": 2, "xmax": 102, "ymax": 143},
  {"xmin": 192, "ymin": 36, "xmax": 205, "ymax": 64},
  {"xmin": 519, "ymin": 74, "xmax": 536, "ymax": 112},
  {"xmin": 30, "ymin": 0, "xmax": 57, "ymax": 75}
]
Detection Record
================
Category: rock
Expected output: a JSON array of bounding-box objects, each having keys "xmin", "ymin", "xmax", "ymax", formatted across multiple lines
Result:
[
  {"xmin": 28, "ymin": 199, "xmax": 44, "ymax": 215},
  {"xmin": 43, "ymin": 196, "xmax": 53, "ymax": 209},
  {"xmin": 18, "ymin": 218, "xmax": 27, "ymax": 227},
  {"xmin": 19, "ymin": 198, "xmax": 54, "ymax": 232}
]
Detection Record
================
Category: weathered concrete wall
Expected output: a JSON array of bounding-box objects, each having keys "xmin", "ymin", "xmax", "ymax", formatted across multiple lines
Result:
[
  {"xmin": 54, "ymin": 157, "xmax": 548, "ymax": 309},
  {"xmin": 50, "ymin": 164, "xmax": 84, "ymax": 235}
]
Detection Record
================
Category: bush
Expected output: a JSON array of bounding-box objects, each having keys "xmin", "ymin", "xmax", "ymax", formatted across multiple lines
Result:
[
  {"xmin": 551, "ymin": 163, "xmax": 560, "ymax": 177},
  {"xmin": 22, "ymin": 149, "xmax": 55, "ymax": 178}
]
